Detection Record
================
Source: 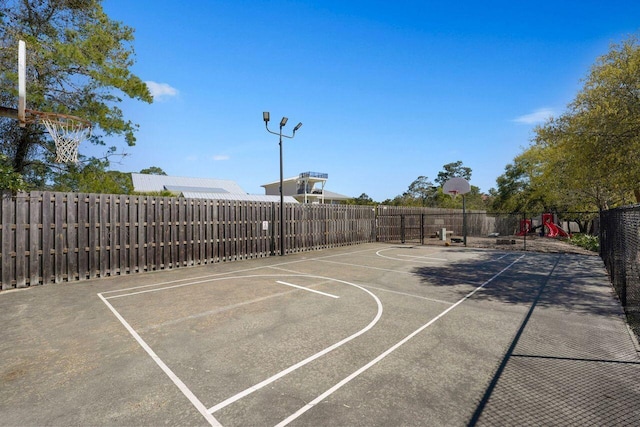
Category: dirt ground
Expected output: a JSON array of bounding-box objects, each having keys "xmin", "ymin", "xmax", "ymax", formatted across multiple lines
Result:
[{"xmin": 423, "ymin": 235, "xmax": 599, "ymax": 256}]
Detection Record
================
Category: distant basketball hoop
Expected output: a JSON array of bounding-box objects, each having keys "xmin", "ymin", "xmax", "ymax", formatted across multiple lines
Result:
[{"xmin": 443, "ymin": 177, "xmax": 471, "ymax": 246}]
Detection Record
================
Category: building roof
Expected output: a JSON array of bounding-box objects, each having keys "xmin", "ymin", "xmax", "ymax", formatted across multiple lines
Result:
[
  {"xmin": 181, "ymin": 192, "xmax": 298, "ymax": 203},
  {"xmin": 131, "ymin": 173, "xmax": 245, "ymax": 194},
  {"xmin": 261, "ymin": 176, "xmax": 299, "ymax": 187},
  {"xmin": 131, "ymin": 173, "xmax": 300, "ymax": 203},
  {"xmin": 323, "ymin": 190, "xmax": 351, "ymax": 200},
  {"xmin": 261, "ymin": 173, "xmax": 329, "ymax": 188}
]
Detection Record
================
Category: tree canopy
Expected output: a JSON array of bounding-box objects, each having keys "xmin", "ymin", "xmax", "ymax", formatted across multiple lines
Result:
[
  {"xmin": 406, "ymin": 175, "xmax": 437, "ymax": 206},
  {"xmin": 139, "ymin": 166, "xmax": 167, "ymax": 175},
  {"xmin": 493, "ymin": 34, "xmax": 640, "ymax": 212},
  {"xmin": 379, "ymin": 161, "xmax": 488, "ymax": 209},
  {"xmin": 347, "ymin": 193, "xmax": 377, "ymax": 205},
  {"xmin": 52, "ymin": 158, "xmax": 133, "ymax": 194},
  {"xmin": 435, "ymin": 161, "xmax": 472, "ymax": 187},
  {"xmin": 0, "ymin": 0, "xmax": 152, "ymax": 188}
]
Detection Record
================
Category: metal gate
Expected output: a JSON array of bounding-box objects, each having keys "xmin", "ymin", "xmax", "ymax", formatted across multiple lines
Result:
[{"xmin": 377, "ymin": 213, "xmax": 425, "ymax": 244}]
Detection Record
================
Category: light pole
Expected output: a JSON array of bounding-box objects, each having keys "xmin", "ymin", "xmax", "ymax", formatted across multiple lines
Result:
[{"xmin": 263, "ymin": 112, "xmax": 302, "ymax": 256}]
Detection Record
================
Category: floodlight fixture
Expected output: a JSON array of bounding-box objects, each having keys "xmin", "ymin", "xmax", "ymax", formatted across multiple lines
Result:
[{"xmin": 262, "ymin": 112, "xmax": 303, "ymax": 256}]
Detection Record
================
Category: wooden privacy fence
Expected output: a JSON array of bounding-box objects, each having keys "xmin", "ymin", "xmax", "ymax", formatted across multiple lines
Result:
[
  {"xmin": 1, "ymin": 192, "xmax": 376, "ymax": 290},
  {"xmin": 376, "ymin": 206, "xmax": 491, "ymax": 243}
]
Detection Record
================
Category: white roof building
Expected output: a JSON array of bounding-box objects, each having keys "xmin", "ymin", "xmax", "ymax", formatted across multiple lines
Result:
[
  {"xmin": 131, "ymin": 173, "xmax": 298, "ymax": 203},
  {"xmin": 261, "ymin": 172, "xmax": 351, "ymax": 204}
]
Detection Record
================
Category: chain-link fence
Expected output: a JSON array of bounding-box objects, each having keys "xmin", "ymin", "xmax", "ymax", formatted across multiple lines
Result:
[
  {"xmin": 377, "ymin": 208, "xmax": 598, "ymax": 252},
  {"xmin": 600, "ymin": 205, "xmax": 640, "ymax": 323}
]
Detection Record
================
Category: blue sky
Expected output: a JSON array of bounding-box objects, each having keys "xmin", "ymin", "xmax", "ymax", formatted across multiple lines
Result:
[{"xmin": 95, "ymin": 0, "xmax": 639, "ymax": 201}]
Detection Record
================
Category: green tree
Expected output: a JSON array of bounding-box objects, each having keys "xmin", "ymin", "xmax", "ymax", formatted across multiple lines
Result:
[
  {"xmin": 439, "ymin": 185, "xmax": 486, "ymax": 210},
  {"xmin": 531, "ymin": 35, "xmax": 640, "ymax": 209},
  {"xmin": 0, "ymin": 0, "xmax": 152, "ymax": 187},
  {"xmin": 0, "ymin": 153, "xmax": 26, "ymax": 191},
  {"xmin": 491, "ymin": 147, "xmax": 554, "ymax": 213},
  {"xmin": 533, "ymin": 114, "xmax": 621, "ymax": 210},
  {"xmin": 435, "ymin": 161, "xmax": 472, "ymax": 187},
  {"xmin": 406, "ymin": 176, "xmax": 437, "ymax": 206},
  {"xmin": 52, "ymin": 158, "xmax": 132, "ymax": 194},
  {"xmin": 139, "ymin": 166, "xmax": 167, "ymax": 175},
  {"xmin": 348, "ymin": 193, "xmax": 377, "ymax": 205},
  {"xmin": 494, "ymin": 34, "xmax": 640, "ymax": 213}
]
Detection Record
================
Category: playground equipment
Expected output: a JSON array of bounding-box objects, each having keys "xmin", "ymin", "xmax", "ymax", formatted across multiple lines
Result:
[
  {"xmin": 516, "ymin": 219, "xmax": 533, "ymax": 236},
  {"xmin": 542, "ymin": 213, "xmax": 570, "ymax": 237},
  {"xmin": 517, "ymin": 213, "xmax": 570, "ymax": 238}
]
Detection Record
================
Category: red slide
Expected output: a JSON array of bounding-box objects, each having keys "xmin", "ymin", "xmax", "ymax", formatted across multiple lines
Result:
[{"xmin": 542, "ymin": 213, "xmax": 569, "ymax": 237}]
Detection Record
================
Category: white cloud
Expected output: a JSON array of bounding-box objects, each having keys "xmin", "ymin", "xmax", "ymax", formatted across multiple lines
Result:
[
  {"xmin": 513, "ymin": 108, "xmax": 555, "ymax": 124},
  {"xmin": 145, "ymin": 81, "xmax": 179, "ymax": 99},
  {"xmin": 213, "ymin": 155, "xmax": 230, "ymax": 161}
]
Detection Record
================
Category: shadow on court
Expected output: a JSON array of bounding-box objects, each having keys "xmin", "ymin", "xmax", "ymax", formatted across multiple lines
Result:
[
  {"xmin": 413, "ymin": 250, "xmax": 640, "ymax": 425},
  {"xmin": 413, "ymin": 250, "xmax": 625, "ymax": 317}
]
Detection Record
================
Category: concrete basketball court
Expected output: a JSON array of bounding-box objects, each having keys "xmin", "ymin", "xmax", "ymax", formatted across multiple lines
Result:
[{"xmin": 1, "ymin": 243, "xmax": 639, "ymax": 426}]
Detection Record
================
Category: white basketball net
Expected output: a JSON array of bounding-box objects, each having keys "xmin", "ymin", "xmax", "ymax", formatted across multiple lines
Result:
[{"xmin": 40, "ymin": 115, "xmax": 92, "ymax": 164}]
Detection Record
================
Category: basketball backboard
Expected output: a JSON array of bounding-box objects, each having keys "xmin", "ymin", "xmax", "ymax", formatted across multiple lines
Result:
[
  {"xmin": 0, "ymin": 40, "xmax": 26, "ymax": 122},
  {"xmin": 443, "ymin": 177, "xmax": 471, "ymax": 196}
]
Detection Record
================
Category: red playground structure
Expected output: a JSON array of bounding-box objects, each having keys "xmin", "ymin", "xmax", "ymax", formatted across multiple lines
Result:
[
  {"xmin": 542, "ymin": 213, "xmax": 570, "ymax": 237},
  {"xmin": 517, "ymin": 213, "xmax": 570, "ymax": 237}
]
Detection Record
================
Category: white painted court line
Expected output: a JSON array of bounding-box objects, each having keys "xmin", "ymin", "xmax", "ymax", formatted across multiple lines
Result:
[
  {"xmin": 306, "ymin": 245, "xmax": 397, "ymax": 260},
  {"xmin": 99, "ymin": 245, "xmax": 442, "ymax": 298},
  {"xmin": 98, "ymin": 244, "xmax": 509, "ymax": 425},
  {"xmin": 276, "ymin": 281, "xmax": 340, "ymax": 298},
  {"xmin": 103, "ymin": 275, "xmax": 234, "ymax": 299},
  {"xmin": 104, "ymin": 273, "xmax": 327, "ymax": 300},
  {"xmin": 304, "ymin": 259, "xmax": 485, "ymax": 288},
  {"xmin": 99, "ymin": 257, "xmax": 316, "ymax": 297},
  {"xmin": 397, "ymin": 254, "xmax": 449, "ymax": 261},
  {"xmin": 99, "ymin": 245, "xmax": 392, "ymax": 298},
  {"xmin": 207, "ymin": 275, "xmax": 383, "ymax": 415},
  {"xmin": 99, "ymin": 271, "xmax": 239, "ymax": 295},
  {"xmin": 139, "ymin": 278, "xmax": 339, "ymax": 332},
  {"xmin": 376, "ymin": 248, "xmax": 448, "ymax": 262},
  {"xmin": 101, "ymin": 272, "xmax": 360, "ymax": 425},
  {"xmin": 138, "ymin": 288, "xmax": 301, "ymax": 333},
  {"xmin": 97, "ymin": 293, "xmax": 222, "ymax": 427},
  {"xmin": 359, "ymin": 284, "xmax": 454, "ymax": 305},
  {"xmin": 312, "ymin": 259, "xmax": 419, "ymax": 275},
  {"xmin": 275, "ymin": 254, "xmax": 526, "ymax": 427}
]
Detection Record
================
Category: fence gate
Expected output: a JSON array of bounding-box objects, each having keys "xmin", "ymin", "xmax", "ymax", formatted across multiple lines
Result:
[
  {"xmin": 401, "ymin": 214, "xmax": 424, "ymax": 244},
  {"xmin": 377, "ymin": 212, "xmax": 425, "ymax": 244}
]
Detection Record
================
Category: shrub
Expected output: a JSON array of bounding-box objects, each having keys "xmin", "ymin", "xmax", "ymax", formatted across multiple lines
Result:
[{"xmin": 569, "ymin": 233, "xmax": 599, "ymax": 252}]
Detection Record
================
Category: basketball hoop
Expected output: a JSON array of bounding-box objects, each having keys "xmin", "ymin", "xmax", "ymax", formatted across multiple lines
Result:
[
  {"xmin": 442, "ymin": 177, "xmax": 472, "ymax": 247},
  {"xmin": 2, "ymin": 40, "xmax": 92, "ymax": 164},
  {"xmin": 26, "ymin": 109, "xmax": 92, "ymax": 163}
]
